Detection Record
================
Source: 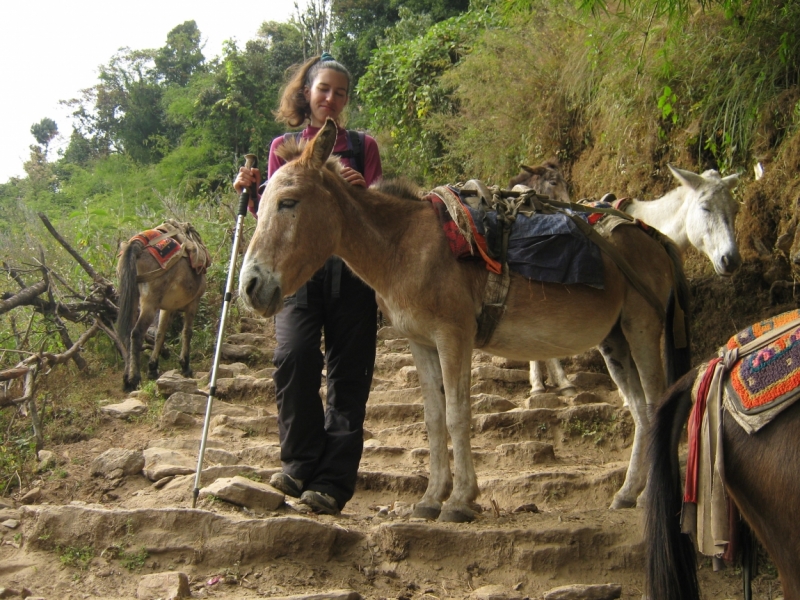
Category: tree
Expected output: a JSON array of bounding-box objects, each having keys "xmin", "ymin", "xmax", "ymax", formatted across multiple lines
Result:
[
  {"xmin": 330, "ymin": 0, "xmax": 471, "ymax": 87},
  {"xmin": 154, "ymin": 21, "xmax": 206, "ymax": 86},
  {"xmin": 358, "ymin": 9, "xmax": 495, "ymax": 181},
  {"xmin": 293, "ymin": 0, "xmax": 334, "ymax": 58},
  {"xmin": 30, "ymin": 118, "xmax": 59, "ymax": 158}
]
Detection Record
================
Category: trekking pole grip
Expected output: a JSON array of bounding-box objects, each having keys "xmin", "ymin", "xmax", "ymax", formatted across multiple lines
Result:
[{"xmin": 237, "ymin": 153, "xmax": 258, "ymax": 217}]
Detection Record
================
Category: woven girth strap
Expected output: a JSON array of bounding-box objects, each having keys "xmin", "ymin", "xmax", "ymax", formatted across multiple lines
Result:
[{"xmin": 475, "ymin": 266, "xmax": 510, "ymax": 348}]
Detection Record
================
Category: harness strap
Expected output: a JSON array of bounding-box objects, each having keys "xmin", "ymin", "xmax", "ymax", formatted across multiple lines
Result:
[
  {"xmin": 563, "ymin": 212, "xmax": 667, "ymax": 318},
  {"xmin": 720, "ymin": 314, "xmax": 800, "ymax": 369}
]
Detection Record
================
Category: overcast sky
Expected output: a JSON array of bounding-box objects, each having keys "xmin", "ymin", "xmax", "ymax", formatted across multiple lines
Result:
[{"xmin": 0, "ymin": 1, "xmax": 295, "ymax": 183}]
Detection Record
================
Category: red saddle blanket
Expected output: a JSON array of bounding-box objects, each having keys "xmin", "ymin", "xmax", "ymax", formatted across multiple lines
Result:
[
  {"xmin": 725, "ymin": 309, "xmax": 800, "ymax": 413},
  {"xmin": 131, "ymin": 229, "xmax": 182, "ymax": 269},
  {"xmin": 425, "ymin": 191, "xmax": 502, "ymax": 274}
]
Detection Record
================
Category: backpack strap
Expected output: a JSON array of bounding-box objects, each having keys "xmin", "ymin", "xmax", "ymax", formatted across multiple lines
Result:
[
  {"xmin": 332, "ymin": 130, "xmax": 366, "ymax": 175},
  {"xmin": 283, "ymin": 132, "xmax": 302, "ymax": 144}
]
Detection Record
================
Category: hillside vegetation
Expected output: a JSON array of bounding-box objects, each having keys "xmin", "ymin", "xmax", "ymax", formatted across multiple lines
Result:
[{"xmin": 2, "ymin": 0, "xmax": 800, "ymax": 492}]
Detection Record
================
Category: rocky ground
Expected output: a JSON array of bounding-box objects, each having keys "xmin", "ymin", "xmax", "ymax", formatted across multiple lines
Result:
[{"xmin": 0, "ymin": 316, "xmax": 784, "ymax": 600}]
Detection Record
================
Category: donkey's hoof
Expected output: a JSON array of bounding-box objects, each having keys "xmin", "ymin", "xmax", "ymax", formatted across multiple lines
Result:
[
  {"xmin": 411, "ymin": 504, "xmax": 441, "ymax": 521},
  {"xmin": 609, "ymin": 496, "xmax": 636, "ymax": 510},
  {"xmin": 438, "ymin": 507, "xmax": 477, "ymax": 523},
  {"xmin": 558, "ymin": 385, "xmax": 578, "ymax": 397}
]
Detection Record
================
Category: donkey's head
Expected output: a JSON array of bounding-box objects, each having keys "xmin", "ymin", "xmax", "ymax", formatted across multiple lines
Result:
[
  {"xmin": 509, "ymin": 159, "xmax": 570, "ymax": 203},
  {"xmin": 669, "ymin": 164, "xmax": 741, "ymax": 276},
  {"xmin": 239, "ymin": 119, "xmax": 342, "ymax": 316}
]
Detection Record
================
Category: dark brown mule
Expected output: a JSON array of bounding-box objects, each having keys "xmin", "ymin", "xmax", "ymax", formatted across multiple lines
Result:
[
  {"xmin": 509, "ymin": 159, "xmax": 570, "ymax": 203},
  {"xmin": 239, "ymin": 119, "xmax": 690, "ymax": 521},
  {"xmin": 116, "ymin": 234, "xmax": 207, "ymax": 392},
  {"xmin": 646, "ymin": 367, "xmax": 800, "ymax": 599}
]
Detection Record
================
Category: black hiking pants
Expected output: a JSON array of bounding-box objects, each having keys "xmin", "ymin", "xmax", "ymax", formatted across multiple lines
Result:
[{"xmin": 272, "ymin": 257, "xmax": 377, "ymax": 510}]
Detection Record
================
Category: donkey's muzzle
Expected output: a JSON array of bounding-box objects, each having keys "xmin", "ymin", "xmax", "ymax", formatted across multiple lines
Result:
[
  {"xmin": 718, "ymin": 251, "xmax": 742, "ymax": 276},
  {"xmin": 239, "ymin": 261, "xmax": 283, "ymax": 317}
]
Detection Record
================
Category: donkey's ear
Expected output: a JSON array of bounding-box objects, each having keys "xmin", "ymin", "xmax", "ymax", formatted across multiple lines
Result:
[
  {"xmin": 721, "ymin": 172, "xmax": 740, "ymax": 190},
  {"xmin": 302, "ymin": 118, "xmax": 338, "ymax": 170},
  {"xmin": 668, "ymin": 164, "xmax": 705, "ymax": 190}
]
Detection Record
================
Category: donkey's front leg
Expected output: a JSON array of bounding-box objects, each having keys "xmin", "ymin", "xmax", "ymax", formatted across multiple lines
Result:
[
  {"xmin": 409, "ymin": 341, "xmax": 451, "ymax": 521},
  {"xmin": 439, "ymin": 342, "xmax": 479, "ymax": 523}
]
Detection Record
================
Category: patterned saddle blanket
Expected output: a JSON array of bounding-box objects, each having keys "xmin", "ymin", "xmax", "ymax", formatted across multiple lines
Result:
[
  {"xmin": 128, "ymin": 220, "xmax": 211, "ymax": 276},
  {"xmin": 426, "ymin": 185, "xmax": 605, "ymax": 288},
  {"xmin": 724, "ymin": 309, "xmax": 800, "ymax": 418}
]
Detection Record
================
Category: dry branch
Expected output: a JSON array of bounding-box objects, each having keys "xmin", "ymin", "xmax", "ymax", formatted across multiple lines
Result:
[
  {"xmin": 0, "ymin": 320, "xmax": 101, "ymax": 409},
  {"xmin": 0, "ymin": 281, "xmax": 48, "ymax": 316},
  {"xmin": 38, "ymin": 212, "xmax": 109, "ymax": 285}
]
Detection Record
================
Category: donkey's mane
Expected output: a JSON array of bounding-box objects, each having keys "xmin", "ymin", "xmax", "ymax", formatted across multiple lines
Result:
[
  {"xmin": 274, "ymin": 135, "xmax": 305, "ymax": 162},
  {"xmin": 374, "ymin": 178, "xmax": 423, "ymax": 201}
]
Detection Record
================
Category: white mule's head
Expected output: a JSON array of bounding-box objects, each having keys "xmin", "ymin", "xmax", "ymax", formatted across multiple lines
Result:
[{"xmin": 669, "ymin": 164, "xmax": 741, "ymax": 276}]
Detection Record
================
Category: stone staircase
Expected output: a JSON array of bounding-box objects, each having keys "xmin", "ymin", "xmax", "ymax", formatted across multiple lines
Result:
[{"xmin": 0, "ymin": 316, "xmax": 751, "ymax": 600}]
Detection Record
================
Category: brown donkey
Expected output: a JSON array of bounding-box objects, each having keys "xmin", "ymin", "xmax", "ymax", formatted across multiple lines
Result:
[
  {"xmin": 117, "ymin": 228, "xmax": 208, "ymax": 392},
  {"xmin": 646, "ymin": 361, "xmax": 800, "ymax": 599},
  {"xmin": 239, "ymin": 119, "xmax": 690, "ymax": 521}
]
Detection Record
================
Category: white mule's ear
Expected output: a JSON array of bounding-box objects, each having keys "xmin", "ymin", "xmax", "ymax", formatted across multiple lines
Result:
[
  {"xmin": 668, "ymin": 164, "xmax": 705, "ymax": 190},
  {"xmin": 721, "ymin": 173, "xmax": 741, "ymax": 190},
  {"xmin": 302, "ymin": 118, "xmax": 338, "ymax": 170}
]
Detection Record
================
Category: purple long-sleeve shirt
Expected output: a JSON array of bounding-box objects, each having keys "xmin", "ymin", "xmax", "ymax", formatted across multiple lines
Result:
[{"xmin": 250, "ymin": 124, "xmax": 382, "ymax": 218}]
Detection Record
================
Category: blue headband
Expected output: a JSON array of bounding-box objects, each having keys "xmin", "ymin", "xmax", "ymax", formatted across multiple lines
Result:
[{"xmin": 320, "ymin": 52, "xmax": 335, "ymax": 62}]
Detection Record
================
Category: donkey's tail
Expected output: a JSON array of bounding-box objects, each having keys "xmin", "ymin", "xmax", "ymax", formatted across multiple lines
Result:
[
  {"xmin": 645, "ymin": 368, "xmax": 700, "ymax": 600},
  {"xmin": 116, "ymin": 240, "xmax": 144, "ymax": 350}
]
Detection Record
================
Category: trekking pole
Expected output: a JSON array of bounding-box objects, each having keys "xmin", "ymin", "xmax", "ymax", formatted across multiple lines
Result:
[{"xmin": 192, "ymin": 153, "xmax": 258, "ymax": 508}]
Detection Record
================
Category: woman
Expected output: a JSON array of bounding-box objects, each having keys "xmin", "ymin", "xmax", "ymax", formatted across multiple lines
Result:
[{"xmin": 234, "ymin": 53, "xmax": 382, "ymax": 515}]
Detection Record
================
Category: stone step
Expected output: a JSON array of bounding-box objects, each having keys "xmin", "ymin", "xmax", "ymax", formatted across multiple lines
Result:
[
  {"xmin": 374, "ymin": 508, "xmax": 643, "ymax": 577},
  {"xmin": 368, "ymin": 388, "xmax": 423, "ymax": 404},
  {"xmin": 477, "ymin": 463, "xmax": 628, "ymax": 511},
  {"xmin": 373, "ymin": 352, "xmax": 415, "ymax": 371},
  {"xmin": 21, "ymin": 505, "xmax": 357, "ymax": 568},
  {"xmin": 473, "ymin": 404, "xmax": 617, "ymax": 437},
  {"xmin": 365, "ymin": 403, "xmax": 424, "ymax": 423}
]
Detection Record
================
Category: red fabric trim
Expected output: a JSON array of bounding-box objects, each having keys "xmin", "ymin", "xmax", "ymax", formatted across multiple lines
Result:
[{"xmin": 684, "ymin": 357, "xmax": 721, "ymax": 503}]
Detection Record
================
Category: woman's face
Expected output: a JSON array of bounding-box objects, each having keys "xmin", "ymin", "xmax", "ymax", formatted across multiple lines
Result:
[{"xmin": 304, "ymin": 68, "xmax": 349, "ymax": 127}]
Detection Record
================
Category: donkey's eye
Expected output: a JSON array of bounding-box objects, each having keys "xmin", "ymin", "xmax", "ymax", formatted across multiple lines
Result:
[{"xmin": 279, "ymin": 199, "xmax": 298, "ymax": 210}]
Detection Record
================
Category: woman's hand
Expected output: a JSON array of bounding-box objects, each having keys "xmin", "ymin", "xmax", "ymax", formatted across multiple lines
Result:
[
  {"xmin": 340, "ymin": 167, "xmax": 366, "ymax": 187},
  {"xmin": 233, "ymin": 167, "xmax": 260, "ymax": 194}
]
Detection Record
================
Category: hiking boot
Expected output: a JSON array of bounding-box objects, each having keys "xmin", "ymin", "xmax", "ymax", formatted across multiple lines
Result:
[
  {"xmin": 299, "ymin": 490, "xmax": 340, "ymax": 515},
  {"xmin": 269, "ymin": 472, "xmax": 303, "ymax": 498}
]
